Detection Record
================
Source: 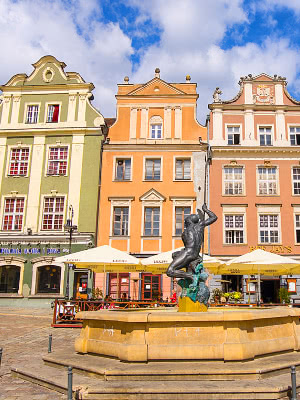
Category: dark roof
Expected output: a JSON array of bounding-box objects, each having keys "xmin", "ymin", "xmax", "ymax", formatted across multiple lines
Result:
[{"xmin": 105, "ymin": 118, "xmax": 116, "ymax": 127}]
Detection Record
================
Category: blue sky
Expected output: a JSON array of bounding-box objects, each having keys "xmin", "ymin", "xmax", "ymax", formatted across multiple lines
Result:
[{"xmin": 2, "ymin": 0, "xmax": 300, "ymax": 122}]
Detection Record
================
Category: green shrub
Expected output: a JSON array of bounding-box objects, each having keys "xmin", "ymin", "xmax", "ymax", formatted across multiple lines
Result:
[{"xmin": 278, "ymin": 287, "xmax": 290, "ymax": 304}]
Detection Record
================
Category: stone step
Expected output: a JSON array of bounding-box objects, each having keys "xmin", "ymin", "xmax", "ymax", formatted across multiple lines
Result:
[
  {"xmin": 10, "ymin": 363, "xmax": 300, "ymax": 399},
  {"xmin": 44, "ymin": 349, "xmax": 300, "ymax": 381}
]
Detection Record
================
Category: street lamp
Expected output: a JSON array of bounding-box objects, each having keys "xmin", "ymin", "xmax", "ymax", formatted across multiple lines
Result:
[{"xmin": 64, "ymin": 205, "xmax": 77, "ymax": 300}]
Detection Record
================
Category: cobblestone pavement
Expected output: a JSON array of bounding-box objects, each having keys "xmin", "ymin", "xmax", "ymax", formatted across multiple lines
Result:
[{"xmin": 0, "ymin": 306, "xmax": 80, "ymax": 399}]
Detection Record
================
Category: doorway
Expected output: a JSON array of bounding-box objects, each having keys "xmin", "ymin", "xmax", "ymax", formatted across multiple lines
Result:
[
  {"xmin": 74, "ymin": 271, "xmax": 88, "ymax": 300},
  {"xmin": 141, "ymin": 274, "xmax": 161, "ymax": 301},
  {"xmin": 261, "ymin": 279, "xmax": 280, "ymax": 303}
]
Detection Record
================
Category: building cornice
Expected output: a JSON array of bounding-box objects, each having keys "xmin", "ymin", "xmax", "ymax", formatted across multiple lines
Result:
[
  {"xmin": 209, "ymin": 103, "xmax": 300, "ymax": 112},
  {"xmin": 0, "ymin": 83, "xmax": 93, "ymax": 92},
  {"xmin": 103, "ymin": 143, "xmax": 207, "ymax": 151},
  {"xmin": 212, "ymin": 146, "xmax": 300, "ymax": 155}
]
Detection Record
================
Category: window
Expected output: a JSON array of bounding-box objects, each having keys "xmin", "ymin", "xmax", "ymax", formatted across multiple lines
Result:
[
  {"xmin": 290, "ymin": 127, "xmax": 300, "ymax": 145},
  {"xmin": 36, "ymin": 265, "xmax": 61, "ymax": 293},
  {"xmin": 113, "ymin": 207, "xmax": 129, "ymax": 236},
  {"xmin": 258, "ymin": 167, "xmax": 278, "ymax": 195},
  {"xmin": 26, "ymin": 105, "xmax": 39, "ymax": 124},
  {"xmin": 46, "ymin": 105, "xmax": 60, "ymax": 123},
  {"xmin": 144, "ymin": 207, "xmax": 160, "ymax": 236},
  {"xmin": 47, "ymin": 147, "xmax": 68, "ymax": 176},
  {"xmin": 108, "ymin": 273, "xmax": 129, "ymax": 300},
  {"xmin": 2, "ymin": 198, "xmax": 25, "ymax": 231},
  {"xmin": 175, "ymin": 206, "xmax": 191, "ymax": 235},
  {"xmin": 150, "ymin": 124, "xmax": 162, "ymax": 139},
  {"xmin": 145, "ymin": 159, "xmax": 161, "ymax": 180},
  {"xmin": 224, "ymin": 167, "xmax": 243, "ymax": 195},
  {"xmin": 259, "ymin": 214, "xmax": 280, "ymax": 243},
  {"xmin": 42, "ymin": 197, "xmax": 64, "ymax": 230},
  {"xmin": 224, "ymin": 215, "xmax": 244, "ymax": 244},
  {"xmin": 259, "ymin": 127, "xmax": 272, "ymax": 146},
  {"xmin": 175, "ymin": 159, "xmax": 191, "ymax": 180},
  {"xmin": 292, "ymin": 167, "xmax": 300, "ymax": 195},
  {"xmin": 142, "ymin": 274, "xmax": 161, "ymax": 300},
  {"xmin": 115, "ymin": 159, "xmax": 131, "ymax": 181},
  {"xmin": 227, "ymin": 126, "xmax": 240, "ymax": 145},
  {"xmin": 0, "ymin": 266, "xmax": 20, "ymax": 293},
  {"xmin": 295, "ymin": 215, "xmax": 300, "ymax": 243},
  {"xmin": 8, "ymin": 148, "xmax": 30, "ymax": 176}
]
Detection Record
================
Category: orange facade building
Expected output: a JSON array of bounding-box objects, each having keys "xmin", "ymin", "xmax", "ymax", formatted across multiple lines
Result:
[
  {"xmin": 209, "ymin": 74, "xmax": 300, "ymax": 302},
  {"xmin": 97, "ymin": 69, "xmax": 207, "ymax": 300}
]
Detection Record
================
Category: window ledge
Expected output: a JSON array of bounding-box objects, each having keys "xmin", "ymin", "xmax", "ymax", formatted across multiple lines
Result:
[
  {"xmin": 222, "ymin": 243, "xmax": 248, "ymax": 246},
  {"xmin": 141, "ymin": 236, "xmax": 162, "ymax": 239},
  {"xmin": 109, "ymin": 236, "xmax": 130, "ymax": 239},
  {"xmin": 258, "ymin": 243, "xmax": 282, "ymax": 246},
  {"xmin": 28, "ymin": 294, "xmax": 64, "ymax": 299},
  {"xmin": 0, "ymin": 293, "xmax": 23, "ymax": 298},
  {"xmin": 113, "ymin": 180, "xmax": 132, "ymax": 182},
  {"xmin": 7, "ymin": 175, "xmax": 28, "ymax": 178},
  {"xmin": 142, "ymin": 180, "xmax": 162, "ymax": 182},
  {"xmin": 174, "ymin": 179, "xmax": 192, "ymax": 182},
  {"xmin": 222, "ymin": 194, "xmax": 246, "ymax": 197}
]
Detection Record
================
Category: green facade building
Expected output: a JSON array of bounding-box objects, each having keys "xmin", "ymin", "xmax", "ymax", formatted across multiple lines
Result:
[{"xmin": 0, "ymin": 56, "xmax": 106, "ymax": 307}]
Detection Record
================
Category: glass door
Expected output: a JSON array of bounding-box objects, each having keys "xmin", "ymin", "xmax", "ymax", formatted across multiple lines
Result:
[{"xmin": 142, "ymin": 274, "xmax": 161, "ymax": 301}]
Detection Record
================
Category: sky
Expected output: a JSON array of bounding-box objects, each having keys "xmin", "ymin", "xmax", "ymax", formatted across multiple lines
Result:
[{"xmin": 2, "ymin": 0, "xmax": 300, "ymax": 123}]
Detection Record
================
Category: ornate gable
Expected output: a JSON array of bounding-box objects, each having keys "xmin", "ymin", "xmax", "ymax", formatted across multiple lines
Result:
[
  {"xmin": 139, "ymin": 188, "xmax": 166, "ymax": 202},
  {"xmin": 3, "ymin": 55, "xmax": 85, "ymax": 87},
  {"xmin": 127, "ymin": 77, "xmax": 186, "ymax": 96}
]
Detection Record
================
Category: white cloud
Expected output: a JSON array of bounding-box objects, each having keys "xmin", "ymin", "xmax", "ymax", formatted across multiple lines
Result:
[
  {"xmin": 128, "ymin": 0, "xmax": 300, "ymax": 122},
  {"xmin": 0, "ymin": 0, "xmax": 133, "ymax": 117}
]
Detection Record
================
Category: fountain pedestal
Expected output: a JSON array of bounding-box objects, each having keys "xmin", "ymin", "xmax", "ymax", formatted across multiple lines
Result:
[{"xmin": 75, "ymin": 307, "xmax": 300, "ymax": 362}]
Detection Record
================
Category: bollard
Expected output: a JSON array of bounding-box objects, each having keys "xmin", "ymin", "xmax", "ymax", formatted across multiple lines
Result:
[
  {"xmin": 291, "ymin": 365, "xmax": 297, "ymax": 400},
  {"xmin": 48, "ymin": 334, "xmax": 52, "ymax": 353},
  {"xmin": 68, "ymin": 366, "xmax": 73, "ymax": 400},
  {"xmin": 0, "ymin": 348, "xmax": 2, "ymax": 367}
]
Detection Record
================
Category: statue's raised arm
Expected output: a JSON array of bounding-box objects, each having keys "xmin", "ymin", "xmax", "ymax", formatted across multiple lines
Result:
[{"xmin": 198, "ymin": 203, "xmax": 217, "ymax": 227}]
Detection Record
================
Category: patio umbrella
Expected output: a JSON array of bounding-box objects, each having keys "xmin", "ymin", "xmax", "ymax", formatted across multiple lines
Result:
[
  {"xmin": 215, "ymin": 249, "xmax": 300, "ymax": 303},
  {"xmin": 217, "ymin": 249, "xmax": 300, "ymax": 276},
  {"xmin": 55, "ymin": 245, "xmax": 144, "ymax": 273},
  {"xmin": 140, "ymin": 247, "xmax": 222, "ymax": 274}
]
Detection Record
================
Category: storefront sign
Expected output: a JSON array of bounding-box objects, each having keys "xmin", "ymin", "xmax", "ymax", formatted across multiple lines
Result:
[
  {"xmin": 249, "ymin": 245, "xmax": 292, "ymax": 254},
  {"xmin": 0, "ymin": 247, "xmax": 70, "ymax": 255}
]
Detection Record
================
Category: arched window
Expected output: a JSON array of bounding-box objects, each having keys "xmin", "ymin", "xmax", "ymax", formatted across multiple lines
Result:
[
  {"xmin": 0, "ymin": 265, "xmax": 20, "ymax": 293},
  {"xmin": 149, "ymin": 116, "xmax": 163, "ymax": 139},
  {"xmin": 36, "ymin": 265, "xmax": 61, "ymax": 293}
]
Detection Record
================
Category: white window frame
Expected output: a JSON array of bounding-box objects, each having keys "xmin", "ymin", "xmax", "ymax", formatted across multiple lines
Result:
[
  {"xmin": 225, "ymin": 124, "xmax": 241, "ymax": 145},
  {"xmin": 294, "ymin": 213, "xmax": 300, "ymax": 244},
  {"xmin": 44, "ymin": 101, "xmax": 62, "ymax": 124},
  {"xmin": 45, "ymin": 144, "xmax": 69, "ymax": 177},
  {"xmin": 292, "ymin": 166, "xmax": 300, "ymax": 195},
  {"xmin": 258, "ymin": 125, "xmax": 273, "ymax": 146},
  {"xmin": 289, "ymin": 126, "xmax": 300, "ymax": 146},
  {"xmin": 23, "ymin": 102, "xmax": 41, "ymax": 125},
  {"xmin": 257, "ymin": 212, "xmax": 281, "ymax": 245},
  {"xmin": 25, "ymin": 104, "xmax": 39, "ymax": 124},
  {"xmin": 172, "ymin": 198, "xmax": 194, "ymax": 236},
  {"xmin": 113, "ymin": 156, "xmax": 133, "ymax": 181},
  {"xmin": 222, "ymin": 165, "xmax": 245, "ymax": 196},
  {"xmin": 143, "ymin": 156, "xmax": 163, "ymax": 181},
  {"xmin": 6, "ymin": 145, "xmax": 31, "ymax": 178},
  {"xmin": 0, "ymin": 195, "xmax": 27, "ymax": 233},
  {"xmin": 31, "ymin": 260, "xmax": 65, "ymax": 296},
  {"xmin": 39, "ymin": 194, "xmax": 66, "ymax": 232},
  {"xmin": 223, "ymin": 214, "xmax": 245, "ymax": 244},
  {"xmin": 149, "ymin": 115, "xmax": 163, "ymax": 140},
  {"xmin": 257, "ymin": 165, "xmax": 279, "ymax": 196},
  {"xmin": 142, "ymin": 206, "xmax": 161, "ymax": 237},
  {"xmin": 174, "ymin": 157, "xmax": 192, "ymax": 181},
  {"xmin": 112, "ymin": 206, "xmax": 130, "ymax": 236}
]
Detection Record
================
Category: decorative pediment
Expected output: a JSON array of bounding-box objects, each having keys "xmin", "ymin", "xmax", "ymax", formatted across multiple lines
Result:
[
  {"xmin": 139, "ymin": 188, "xmax": 166, "ymax": 202},
  {"xmin": 3, "ymin": 55, "xmax": 85, "ymax": 87},
  {"xmin": 252, "ymin": 73, "xmax": 274, "ymax": 82},
  {"xmin": 127, "ymin": 78, "xmax": 186, "ymax": 96}
]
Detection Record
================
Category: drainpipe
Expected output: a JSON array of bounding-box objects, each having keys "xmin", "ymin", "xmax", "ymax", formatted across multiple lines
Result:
[
  {"xmin": 95, "ymin": 124, "xmax": 109, "ymax": 243},
  {"xmin": 206, "ymin": 114, "xmax": 211, "ymax": 255}
]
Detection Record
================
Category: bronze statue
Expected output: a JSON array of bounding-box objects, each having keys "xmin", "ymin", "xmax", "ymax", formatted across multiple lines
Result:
[{"xmin": 166, "ymin": 203, "xmax": 217, "ymax": 281}]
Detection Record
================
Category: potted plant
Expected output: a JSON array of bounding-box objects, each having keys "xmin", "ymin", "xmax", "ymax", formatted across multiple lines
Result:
[
  {"xmin": 212, "ymin": 288, "xmax": 223, "ymax": 304},
  {"xmin": 278, "ymin": 287, "xmax": 290, "ymax": 305}
]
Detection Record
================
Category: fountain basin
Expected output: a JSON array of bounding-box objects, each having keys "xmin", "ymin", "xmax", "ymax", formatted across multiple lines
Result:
[{"xmin": 75, "ymin": 307, "xmax": 300, "ymax": 362}]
